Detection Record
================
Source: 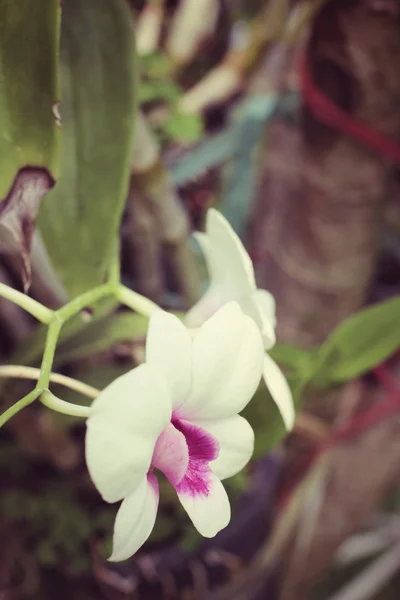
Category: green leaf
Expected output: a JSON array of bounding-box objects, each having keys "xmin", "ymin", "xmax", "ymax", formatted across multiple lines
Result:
[
  {"xmin": 140, "ymin": 52, "xmax": 173, "ymax": 80},
  {"xmin": 10, "ymin": 306, "xmax": 146, "ymax": 370},
  {"xmin": 242, "ymin": 385, "xmax": 289, "ymax": 458},
  {"xmin": 313, "ymin": 296, "xmax": 400, "ymax": 386},
  {"xmin": 269, "ymin": 343, "xmax": 315, "ymax": 376},
  {"xmin": 170, "ymin": 126, "xmax": 238, "ymax": 186},
  {"xmin": 0, "ymin": 0, "xmax": 60, "ymax": 289},
  {"xmin": 38, "ymin": 0, "xmax": 137, "ymax": 297},
  {"xmin": 10, "ymin": 296, "xmax": 117, "ymax": 367},
  {"xmin": 139, "ymin": 79, "xmax": 180, "ymax": 105},
  {"xmin": 53, "ymin": 311, "xmax": 148, "ymax": 366},
  {"xmin": 164, "ymin": 111, "xmax": 203, "ymax": 143}
]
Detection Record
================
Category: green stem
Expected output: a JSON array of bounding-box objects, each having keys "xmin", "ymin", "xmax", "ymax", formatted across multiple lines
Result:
[
  {"xmin": 41, "ymin": 390, "xmax": 91, "ymax": 418},
  {"xmin": 56, "ymin": 283, "xmax": 113, "ymax": 322},
  {"xmin": 0, "ymin": 365, "xmax": 99, "ymax": 399},
  {"xmin": 116, "ymin": 284, "xmax": 159, "ymax": 316},
  {"xmin": 38, "ymin": 318, "xmax": 63, "ymax": 389},
  {"xmin": 0, "ymin": 388, "xmax": 43, "ymax": 428},
  {"xmin": 0, "ymin": 282, "xmax": 53, "ymax": 323},
  {"xmin": 0, "ymin": 280, "xmax": 161, "ymax": 425}
]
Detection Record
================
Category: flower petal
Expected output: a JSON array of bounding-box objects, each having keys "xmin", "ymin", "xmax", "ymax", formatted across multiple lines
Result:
[
  {"xmin": 151, "ymin": 423, "xmax": 189, "ymax": 487},
  {"xmin": 177, "ymin": 471, "xmax": 231, "ymax": 537},
  {"xmin": 193, "ymin": 231, "xmax": 212, "ymax": 273},
  {"xmin": 185, "ymin": 210, "xmax": 258, "ymax": 329},
  {"xmin": 263, "ymin": 353, "xmax": 295, "ymax": 431},
  {"xmin": 146, "ymin": 309, "xmax": 192, "ymax": 411},
  {"xmin": 177, "ymin": 302, "xmax": 264, "ymax": 420},
  {"xmin": 254, "ymin": 289, "xmax": 276, "ymax": 326},
  {"xmin": 236, "ymin": 291, "xmax": 276, "ymax": 350},
  {"xmin": 109, "ymin": 474, "xmax": 159, "ymax": 562},
  {"xmin": 86, "ymin": 364, "xmax": 171, "ymax": 503},
  {"xmin": 194, "ymin": 415, "xmax": 254, "ymax": 480},
  {"xmin": 184, "ymin": 282, "xmax": 224, "ymax": 329},
  {"xmin": 206, "ymin": 208, "xmax": 256, "ymax": 294}
]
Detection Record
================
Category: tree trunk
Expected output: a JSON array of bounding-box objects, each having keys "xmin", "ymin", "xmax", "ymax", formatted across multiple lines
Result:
[
  {"xmin": 251, "ymin": 0, "xmax": 400, "ymax": 348},
  {"xmin": 248, "ymin": 1, "xmax": 400, "ymax": 598}
]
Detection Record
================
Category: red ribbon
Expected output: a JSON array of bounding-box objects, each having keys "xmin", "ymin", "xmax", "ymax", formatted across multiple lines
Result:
[{"xmin": 300, "ymin": 46, "xmax": 400, "ymax": 164}]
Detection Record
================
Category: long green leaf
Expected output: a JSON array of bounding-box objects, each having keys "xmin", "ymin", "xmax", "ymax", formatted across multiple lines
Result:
[
  {"xmin": 9, "ymin": 302, "xmax": 136, "ymax": 368},
  {"xmin": 53, "ymin": 312, "xmax": 147, "ymax": 367},
  {"xmin": 38, "ymin": 0, "xmax": 137, "ymax": 297},
  {"xmin": 313, "ymin": 296, "xmax": 400, "ymax": 386},
  {"xmin": 0, "ymin": 0, "xmax": 60, "ymax": 289},
  {"xmin": 269, "ymin": 343, "xmax": 315, "ymax": 377},
  {"xmin": 242, "ymin": 386, "xmax": 289, "ymax": 458}
]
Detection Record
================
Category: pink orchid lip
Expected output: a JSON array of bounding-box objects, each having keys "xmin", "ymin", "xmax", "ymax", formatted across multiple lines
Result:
[{"xmin": 151, "ymin": 418, "xmax": 220, "ymax": 498}]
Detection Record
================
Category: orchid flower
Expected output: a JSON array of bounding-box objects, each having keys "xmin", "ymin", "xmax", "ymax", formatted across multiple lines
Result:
[
  {"xmin": 86, "ymin": 302, "xmax": 264, "ymax": 562},
  {"xmin": 185, "ymin": 208, "xmax": 295, "ymax": 430}
]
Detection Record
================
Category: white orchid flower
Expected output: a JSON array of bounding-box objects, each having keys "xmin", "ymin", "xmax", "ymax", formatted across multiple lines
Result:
[
  {"xmin": 185, "ymin": 208, "xmax": 295, "ymax": 430},
  {"xmin": 86, "ymin": 302, "xmax": 264, "ymax": 562}
]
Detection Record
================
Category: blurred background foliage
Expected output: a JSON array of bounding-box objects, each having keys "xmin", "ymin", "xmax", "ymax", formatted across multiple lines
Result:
[{"xmin": 0, "ymin": 0, "xmax": 400, "ymax": 599}]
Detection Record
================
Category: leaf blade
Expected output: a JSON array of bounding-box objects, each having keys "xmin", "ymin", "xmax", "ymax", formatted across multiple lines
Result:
[
  {"xmin": 313, "ymin": 297, "xmax": 400, "ymax": 386},
  {"xmin": 38, "ymin": 0, "xmax": 137, "ymax": 297},
  {"xmin": 0, "ymin": 0, "xmax": 61, "ymax": 288}
]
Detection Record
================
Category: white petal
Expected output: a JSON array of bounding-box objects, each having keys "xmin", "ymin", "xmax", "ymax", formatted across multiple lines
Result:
[
  {"xmin": 194, "ymin": 415, "xmax": 254, "ymax": 480},
  {"xmin": 206, "ymin": 209, "xmax": 256, "ymax": 294},
  {"xmin": 86, "ymin": 421, "xmax": 153, "ymax": 504},
  {"xmin": 185, "ymin": 228, "xmax": 252, "ymax": 330},
  {"xmin": 184, "ymin": 283, "xmax": 224, "ymax": 329},
  {"xmin": 86, "ymin": 364, "xmax": 171, "ymax": 503},
  {"xmin": 177, "ymin": 472, "xmax": 230, "ymax": 537},
  {"xmin": 254, "ymin": 289, "xmax": 276, "ymax": 325},
  {"xmin": 177, "ymin": 302, "xmax": 264, "ymax": 420},
  {"xmin": 109, "ymin": 474, "xmax": 159, "ymax": 562},
  {"xmin": 263, "ymin": 353, "xmax": 295, "ymax": 430},
  {"xmin": 236, "ymin": 291, "xmax": 276, "ymax": 350},
  {"xmin": 146, "ymin": 309, "xmax": 192, "ymax": 411},
  {"xmin": 185, "ymin": 210, "xmax": 258, "ymax": 328},
  {"xmin": 193, "ymin": 231, "xmax": 212, "ymax": 273}
]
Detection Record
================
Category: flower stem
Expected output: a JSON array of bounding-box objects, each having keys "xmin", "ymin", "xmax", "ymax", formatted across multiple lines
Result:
[
  {"xmin": 0, "ymin": 278, "xmax": 159, "ymax": 425},
  {"xmin": 41, "ymin": 390, "xmax": 91, "ymax": 418},
  {"xmin": 0, "ymin": 388, "xmax": 43, "ymax": 428},
  {"xmin": 0, "ymin": 283, "xmax": 53, "ymax": 324},
  {"xmin": 116, "ymin": 284, "xmax": 159, "ymax": 316},
  {"xmin": 38, "ymin": 318, "xmax": 63, "ymax": 389},
  {"xmin": 0, "ymin": 366, "xmax": 99, "ymax": 399},
  {"xmin": 56, "ymin": 283, "xmax": 114, "ymax": 322}
]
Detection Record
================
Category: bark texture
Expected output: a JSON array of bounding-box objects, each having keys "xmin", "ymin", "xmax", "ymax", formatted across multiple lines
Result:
[
  {"xmin": 247, "ymin": 1, "xmax": 400, "ymax": 598},
  {"xmin": 251, "ymin": 0, "xmax": 400, "ymax": 348}
]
